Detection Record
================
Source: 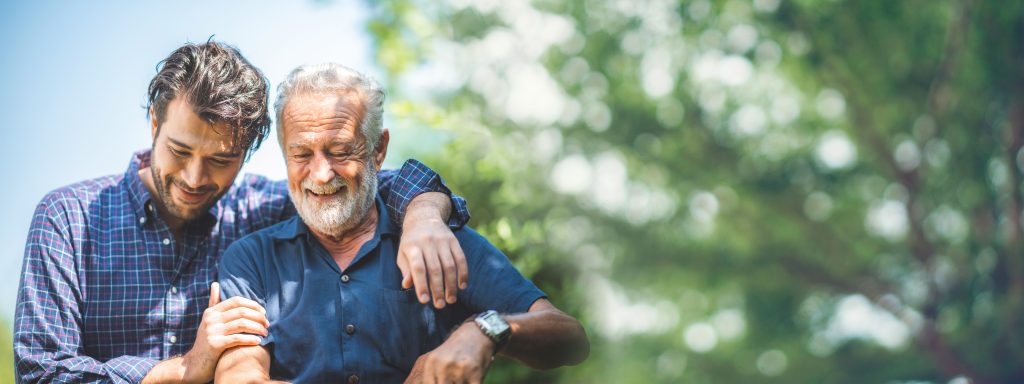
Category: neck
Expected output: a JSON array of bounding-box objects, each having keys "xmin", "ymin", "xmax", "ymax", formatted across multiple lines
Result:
[
  {"xmin": 309, "ymin": 202, "xmax": 379, "ymax": 269},
  {"xmin": 138, "ymin": 167, "xmax": 186, "ymax": 237}
]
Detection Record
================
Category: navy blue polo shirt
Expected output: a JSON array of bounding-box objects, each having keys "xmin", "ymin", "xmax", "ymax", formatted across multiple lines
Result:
[{"xmin": 217, "ymin": 195, "xmax": 546, "ymax": 383}]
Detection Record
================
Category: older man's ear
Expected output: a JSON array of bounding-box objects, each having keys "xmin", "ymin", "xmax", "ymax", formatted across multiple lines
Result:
[{"xmin": 374, "ymin": 128, "xmax": 390, "ymax": 169}]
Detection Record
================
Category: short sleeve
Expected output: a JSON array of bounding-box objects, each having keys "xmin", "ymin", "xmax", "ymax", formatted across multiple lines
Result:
[
  {"xmin": 217, "ymin": 239, "xmax": 275, "ymax": 347},
  {"xmin": 217, "ymin": 239, "xmax": 266, "ymax": 306},
  {"xmin": 455, "ymin": 228, "xmax": 546, "ymax": 314}
]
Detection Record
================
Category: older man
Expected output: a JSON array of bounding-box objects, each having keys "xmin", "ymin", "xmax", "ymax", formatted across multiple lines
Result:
[
  {"xmin": 215, "ymin": 63, "xmax": 589, "ymax": 383},
  {"xmin": 14, "ymin": 41, "xmax": 473, "ymax": 384}
]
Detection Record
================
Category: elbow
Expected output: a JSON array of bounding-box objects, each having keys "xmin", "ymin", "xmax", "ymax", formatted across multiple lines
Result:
[
  {"xmin": 564, "ymin": 320, "xmax": 590, "ymax": 366},
  {"xmin": 527, "ymin": 319, "xmax": 590, "ymax": 370}
]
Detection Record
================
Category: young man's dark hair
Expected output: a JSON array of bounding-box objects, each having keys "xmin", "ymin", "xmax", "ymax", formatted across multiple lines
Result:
[{"xmin": 147, "ymin": 40, "xmax": 270, "ymax": 160}]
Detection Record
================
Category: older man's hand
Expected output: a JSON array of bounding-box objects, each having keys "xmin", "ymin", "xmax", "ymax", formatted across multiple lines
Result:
[
  {"xmin": 399, "ymin": 192, "xmax": 468, "ymax": 309},
  {"xmin": 404, "ymin": 322, "xmax": 495, "ymax": 384}
]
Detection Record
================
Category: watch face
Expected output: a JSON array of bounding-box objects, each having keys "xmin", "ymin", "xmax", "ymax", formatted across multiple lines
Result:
[
  {"xmin": 479, "ymin": 312, "xmax": 511, "ymax": 336},
  {"xmin": 483, "ymin": 315, "xmax": 509, "ymax": 332}
]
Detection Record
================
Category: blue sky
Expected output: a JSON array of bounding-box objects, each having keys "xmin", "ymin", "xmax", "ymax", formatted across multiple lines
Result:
[{"xmin": 0, "ymin": 0, "xmax": 401, "ymax": 320}]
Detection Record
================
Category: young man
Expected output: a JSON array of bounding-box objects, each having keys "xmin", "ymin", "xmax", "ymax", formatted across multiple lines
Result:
[
  {"xmin": 15, "ymin": 41, "xmax": 471, "ymax": 384},
  {"xmin": 215, "ymin": 63, "xmax": 589, "ymax": 383}
]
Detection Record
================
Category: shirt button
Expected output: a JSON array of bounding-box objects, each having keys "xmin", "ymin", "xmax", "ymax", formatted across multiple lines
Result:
[
  {"xmin": 340, "ymin": 274, "xmax": 350, "ymax": 283},
  {"xmin": 163, "ymin": 238, "xmax": 171, "ymax": 245},
  {"xmin": 139, "ymin": 216, "xmax": 146, "ymax": 225},
  {"xmin": 171, "ymin": 286, "xmax": 178, "ymax": 294},
  {"xmin": 345, "ymin": 324, "xmax": 356, "ymax": 335},
  {"xmin": 348, "ymin": 375, "xmax": 359, "ymax": 384},
  {"xmin": 168, "ymin": 335, "xmax": 177, "ymax": 344}
]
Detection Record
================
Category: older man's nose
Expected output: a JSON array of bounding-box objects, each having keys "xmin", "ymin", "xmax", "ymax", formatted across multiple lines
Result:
[{"xmin": 310, "ymin": 154, "xmax": 335, "ymax": 185}]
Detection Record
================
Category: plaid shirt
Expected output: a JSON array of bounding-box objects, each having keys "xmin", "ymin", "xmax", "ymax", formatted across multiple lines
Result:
[{"xmin": 14, "ymin": 149, "xmax": 469, "ymax": 384}]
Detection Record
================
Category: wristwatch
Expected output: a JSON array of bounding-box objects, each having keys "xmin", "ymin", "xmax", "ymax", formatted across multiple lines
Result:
[{"xmin": 474, "ymin": 310, "xmax": 511, "ymax": 355}]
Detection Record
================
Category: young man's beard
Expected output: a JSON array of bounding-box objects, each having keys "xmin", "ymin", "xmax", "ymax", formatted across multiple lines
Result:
[
  {"xmin": 150, "ymin": 166, "xmax": 223, "ymax": 222},
  {"xmin": 289, "ymin": 161, "xmax": 379, "ymax": 236}
]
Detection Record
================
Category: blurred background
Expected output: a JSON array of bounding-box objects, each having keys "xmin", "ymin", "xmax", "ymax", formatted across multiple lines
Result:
[{"xmin": 1, "ymin": 0, "xmax": 1020, "ymax": 383}]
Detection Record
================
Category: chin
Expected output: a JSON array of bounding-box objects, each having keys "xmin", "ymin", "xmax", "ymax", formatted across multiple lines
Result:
[{"xmin": 168, "ymin": 201, "xmax": 213, "ymax": 222}]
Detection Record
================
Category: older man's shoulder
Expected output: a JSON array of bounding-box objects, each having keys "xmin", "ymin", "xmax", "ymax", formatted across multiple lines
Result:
[
  {"xmin": 238, "ymin": 214, "xmax": 302, "ymax": 243},
  {"xmin": 224, "ymin": 215, "xmax": 302, "ymax": 258},
  {"xmin": 450, "ymin": 225, "xmax": 506, "ymax": 260}
]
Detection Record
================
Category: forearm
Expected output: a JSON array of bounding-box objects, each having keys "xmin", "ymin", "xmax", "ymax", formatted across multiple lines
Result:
[
  {"xmin": 215, "ymin": 346, "xmax": 285, "ymax": 384},
  {"xmin": 141, "ymin": 356, "xmax": 188, "ymax": 384},
  {"xmin": 405, "ymin": 191, "xmax": 452, "ymax": 224},
  {"xmin": 500, "ymin": 307, "xmax": 590, "ymax": 369},
  {"xmin": 382, "ymin": 158, "xmax": 470, "ymax": 228},
  {"xmin": 215, "ymin": 370, "xmax": 285, "ymax": 384},
  {"xmin": 411, "ymin": 299, "xmax": 588, "ymax": 382}
]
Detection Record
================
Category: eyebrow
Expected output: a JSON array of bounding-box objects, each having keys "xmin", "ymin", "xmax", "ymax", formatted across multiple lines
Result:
[
  {"xmin": 287, "ymin": 141, "xmax": 310, "ymax": 151},
  {"xmin": 167, "ymin": 137, "xmax": 241, "ymax": 158}
]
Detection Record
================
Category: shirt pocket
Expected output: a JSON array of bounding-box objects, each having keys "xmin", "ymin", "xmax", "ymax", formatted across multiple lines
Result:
[
  {"xmin": 375, "ymin": 288, "xmax": 444, "ymax": 373},
  {"xmin": 267, "ymin": 310, "xmax": 334, "ymax": 380}
]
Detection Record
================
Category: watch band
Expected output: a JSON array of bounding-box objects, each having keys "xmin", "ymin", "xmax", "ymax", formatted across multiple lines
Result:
[{"xmin": 474, "ymin": 310, "xmax": 511, "ymax": 355}]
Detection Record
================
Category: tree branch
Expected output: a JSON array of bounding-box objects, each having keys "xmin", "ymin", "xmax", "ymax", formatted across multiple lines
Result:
[{"xmin": 926, "ymin": 0, "xmax": 974, "ymax": 123}]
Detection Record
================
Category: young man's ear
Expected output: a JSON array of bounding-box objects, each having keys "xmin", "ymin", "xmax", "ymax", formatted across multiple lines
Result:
[
  {"xmin": 149, "ymin": 106, "xmax": 159, "ymax": 140},
  {"xmin": 374, "ymin": 128, "xmax": 390, "ymax": 169}
]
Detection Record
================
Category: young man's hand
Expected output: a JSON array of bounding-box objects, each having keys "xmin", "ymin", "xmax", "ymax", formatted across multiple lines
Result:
[
  {"xmin": 181, "ymin": 282, "xmax": 269, "ymax": 383},
  {"xmin": 398, "ymin": 192, "xmax": 468, "ymax": 309}
]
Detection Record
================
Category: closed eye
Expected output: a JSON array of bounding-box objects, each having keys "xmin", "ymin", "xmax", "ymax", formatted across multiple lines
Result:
[
  {"xmin": 169, "ymin": 146, "xmax": 188, "ymax": 158},
  {"xmin": 209, "ymin": 158, "xmax": 231, "ymax": 167}
]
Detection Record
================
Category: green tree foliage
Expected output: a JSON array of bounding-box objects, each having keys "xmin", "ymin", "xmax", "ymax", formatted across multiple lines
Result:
[
  {"xmin": 1, "ymin": 317, "xmax": 12, "ymax": 384},
  {"xmin": 364, "ymin": 0, "xmax": 1023, "ymax": 382}
]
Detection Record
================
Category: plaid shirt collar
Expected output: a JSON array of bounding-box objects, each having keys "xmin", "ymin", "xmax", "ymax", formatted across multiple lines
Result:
[{"xmin": 125, "ymin": 148, "xmax": 218, "ymax": 232}]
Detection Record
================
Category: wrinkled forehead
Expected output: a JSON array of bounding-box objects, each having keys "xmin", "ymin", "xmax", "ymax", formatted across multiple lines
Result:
[{"xmin": 280, "ymin": 92, "xmax": 366, "ymax": 143}]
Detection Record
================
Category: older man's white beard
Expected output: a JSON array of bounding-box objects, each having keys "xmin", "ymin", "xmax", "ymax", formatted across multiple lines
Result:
[{"xmin": 289, "ymin": 165, "xmax": 378, "ymax": 236}]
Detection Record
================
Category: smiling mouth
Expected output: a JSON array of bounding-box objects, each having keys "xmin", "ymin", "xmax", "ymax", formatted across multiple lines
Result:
[
  {"xmin": 173, "ymin": 183, "xmax": 211, "ymax": 204},
  {"xmin": 305, "ymin": 187, "xmax": 345, "ymax": 201}
]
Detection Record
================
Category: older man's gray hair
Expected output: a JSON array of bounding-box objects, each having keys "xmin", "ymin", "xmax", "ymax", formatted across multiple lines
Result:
[{"xmin": 274, "ymin": 63, "xmax": 386, "ymax": 151}]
